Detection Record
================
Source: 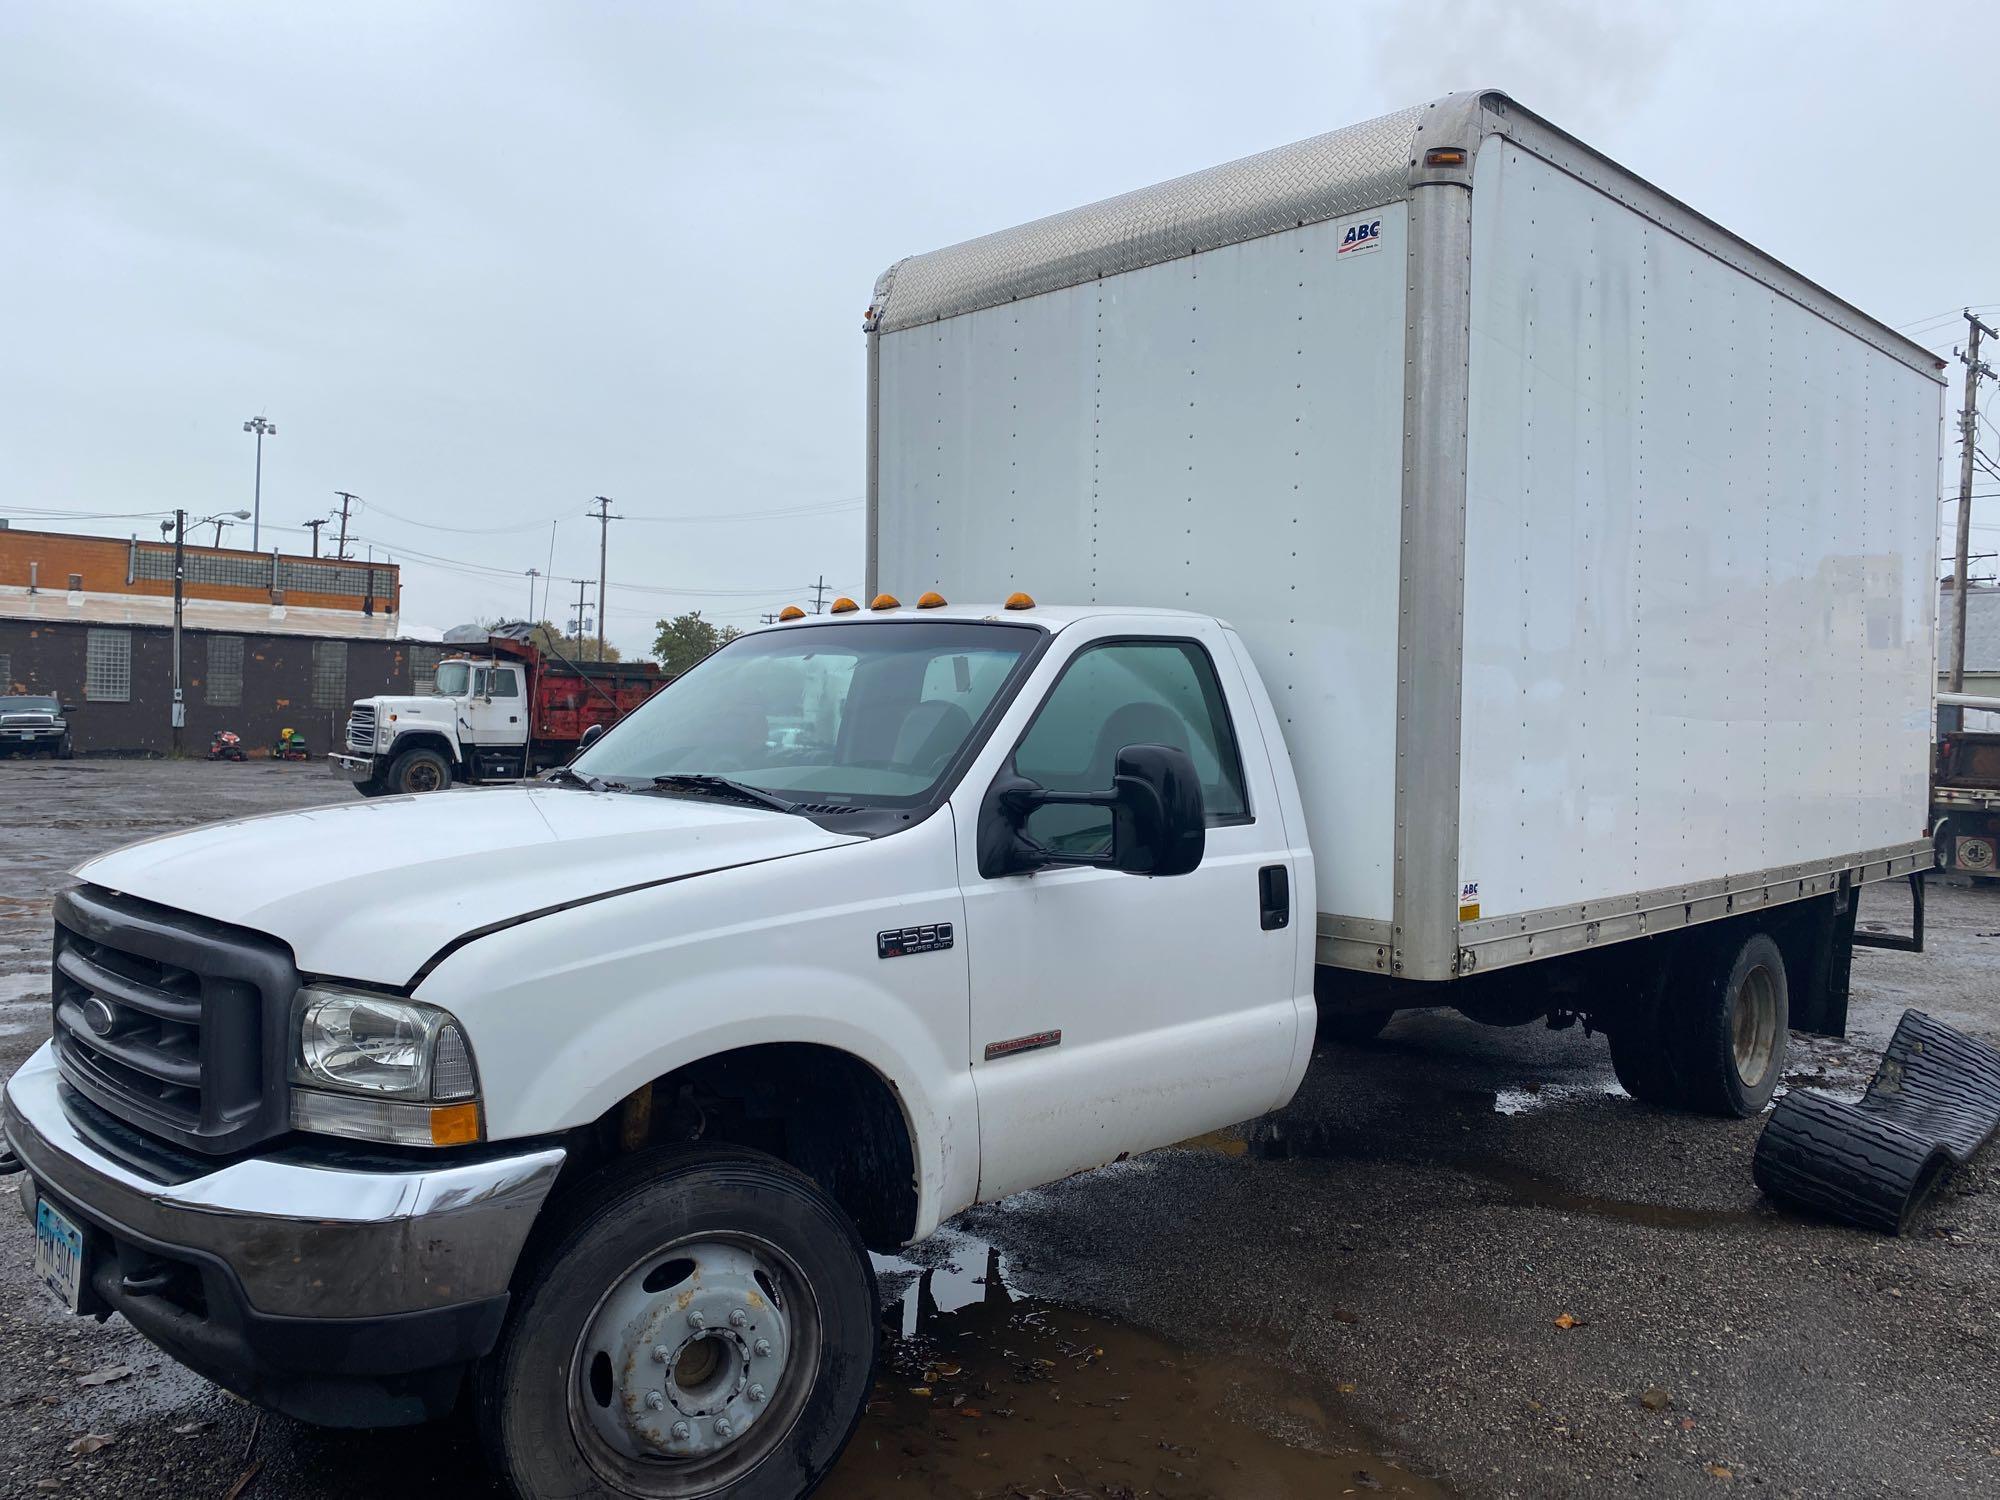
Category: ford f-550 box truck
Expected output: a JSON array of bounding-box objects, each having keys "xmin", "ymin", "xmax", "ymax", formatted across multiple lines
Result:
[{"xmin": 4, "ymin": 91, "xmax": 1939, "ymax": 1500}]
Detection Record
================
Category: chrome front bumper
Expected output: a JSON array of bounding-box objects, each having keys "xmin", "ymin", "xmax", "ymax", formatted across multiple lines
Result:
[
  {"xmin": 328, "ymin": 752, "xmax": 375, "ymax": 783},
  {"xmin": 3, "ymin": 1042, "xmax": 563, "ymax": 1320}
]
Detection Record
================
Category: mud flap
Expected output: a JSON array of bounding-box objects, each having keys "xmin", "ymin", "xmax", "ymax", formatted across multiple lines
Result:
[{"xmin": 1753, "ymin": 1010, "xmax": 2000, "ymax": 1234}]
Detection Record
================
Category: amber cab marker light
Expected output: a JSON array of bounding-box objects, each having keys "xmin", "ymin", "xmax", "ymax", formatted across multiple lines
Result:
[
  {"xmin": 870, "ymin": 593, "xmax": 901, "ymax": 611},
  {"xmin": 429, "ymin": 1102, "xmax": 482, "ymax": 1147},
  {"xmin": 777, "ymin": 605, "xmax": 806, "ymax": 621},
  {"xmin": 1424, "ymin": 147, "xmax": 1467, "ymax": 167},
  {"xmin": 830, "ymin": 596, "xmax": 860, "ymax": 614},
  {"xmin": 1004, "ymin": 591, "xmax": 1036, "ymax": 610},
  {"xmin": 916, "ymin": 591, "xmax": 947, "ymax": 609}
]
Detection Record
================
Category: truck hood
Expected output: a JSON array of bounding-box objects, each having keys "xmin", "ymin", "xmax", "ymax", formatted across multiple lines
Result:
[{"xmin": 74, "ymin": 787, "xmax": 865, "ymax": 985}]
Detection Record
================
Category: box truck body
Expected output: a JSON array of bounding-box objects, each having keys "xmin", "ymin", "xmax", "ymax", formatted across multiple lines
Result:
[{"xmin": 866, "ymin": 89, "xmax": 1941, "ymax": 984}]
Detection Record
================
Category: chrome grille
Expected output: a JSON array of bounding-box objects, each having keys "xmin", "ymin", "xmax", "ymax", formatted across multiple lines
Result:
[
  {"xmin": 346, "ymin": 704, "xmax": 377, "ymax": 754},
  {"xmin": 52, "ymin": 886, "xmax": 297, "ymax": 1155}
]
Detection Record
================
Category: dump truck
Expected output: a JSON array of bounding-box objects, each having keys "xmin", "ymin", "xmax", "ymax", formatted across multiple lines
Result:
[
  {"xmin": 3, "ymin": 91, "xmax": 1942, "ymax": 1500},
  {"xmin": 330, "ymin": 623, "xmax": 666, "ymax": 795}
]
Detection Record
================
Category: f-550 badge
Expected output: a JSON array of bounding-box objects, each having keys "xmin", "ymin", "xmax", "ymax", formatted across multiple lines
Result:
[{"xmin": 878, "ymin": 922, "xmax": 953, "ymax": 959}]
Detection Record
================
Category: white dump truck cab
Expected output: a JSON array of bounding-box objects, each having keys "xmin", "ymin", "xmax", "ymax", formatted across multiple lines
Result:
[
  {"xmin": 4, "ymin": 598, "xmax": 1315, "ymax": 1498},
  {"xmin": 333, "ymin": 654, "xmax": 530, "ymax": 794}
]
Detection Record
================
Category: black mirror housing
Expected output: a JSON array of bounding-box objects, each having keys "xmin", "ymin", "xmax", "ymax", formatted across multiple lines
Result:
[
  {"xmin": 577, "ymin": 722, "xmax": 608, "ymax": 752},
  {"xmin": 978, "ymin": 742, "xmax": 1206, "ymax": 879}
]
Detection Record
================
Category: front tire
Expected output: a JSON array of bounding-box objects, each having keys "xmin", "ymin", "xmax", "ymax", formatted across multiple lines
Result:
[
  {"xmin": 1674, "ymin": 930, "xmax": 1789, "ymax": 1117},
  {"xmin": 477, "ymin": 1146, "xmax": 878, "ymax": 1500},
  {"xmin": 386, "ymin": 745, "xmax": 452, "ymax": 794}
]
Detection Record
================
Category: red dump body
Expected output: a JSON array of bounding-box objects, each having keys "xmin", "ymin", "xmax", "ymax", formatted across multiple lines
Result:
[{"xmin": 487, "ymin": 636, "xmax": 667, "ymax": 750}]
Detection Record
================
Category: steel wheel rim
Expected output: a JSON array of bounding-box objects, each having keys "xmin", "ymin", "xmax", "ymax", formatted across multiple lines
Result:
[
  {"xmin": 1731, "ymin": 965, "xmax": 1780, "ymax": 1087},
  {"xmin": 406, "ymin": 761, "xmax": 442, "ymax": 792},
  {"xmin": 567, "ymin": 1231, "xmax": 821, "ymax": 1498}
]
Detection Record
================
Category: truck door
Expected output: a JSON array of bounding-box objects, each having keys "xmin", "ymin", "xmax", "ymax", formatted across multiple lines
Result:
[
  {"xmin": 464, "ymin": 665, "xmax": 527, "ymax": 747},
  {"xmin": 953, "ymin": 623, "xmax": 1307, "ymax": 1202}
]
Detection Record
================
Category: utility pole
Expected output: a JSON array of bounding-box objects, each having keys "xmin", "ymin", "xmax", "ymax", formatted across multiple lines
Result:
[
  {"xmin": 303, "ymin": 518, "xmax": 328, "ymax": 557},
  {"xmin": 811, "ymin": 575, "xmax": 829, "ymax": 614},
  {"xmin": 333, "ymin": 491, "xmax": 360, "ymax": 561},
  {"xmin": 570, "ymin": 579, "xmax": 596, "ymax": 651},
  {"xmin": 1948, "ymin": 311, "xmax": 1998, "ymax": 734},
  {"xmin": 588, "ymin": 496, "xmax": 621, "ymax": 661},
  {"xmin": 207, "ymin": 517, "xmax": 231, "ymax": 548},
  {"xmin": 242, "ymin": 415, "xmax": 277, "ymax": 550},
  {"xmin": 525, "ymin": 567, "xmax": 541, "ymax": 625}
]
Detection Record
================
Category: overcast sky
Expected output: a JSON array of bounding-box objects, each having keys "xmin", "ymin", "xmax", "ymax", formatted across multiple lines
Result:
[{"xmin": 4, "ymin": 0, "xmax": 1996, "ymax": 654}]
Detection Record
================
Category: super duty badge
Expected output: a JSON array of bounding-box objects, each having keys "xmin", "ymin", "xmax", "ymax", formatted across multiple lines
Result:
[{"xmin": 878, "ymin": 922, "xmax": 953, "ymax": 959}]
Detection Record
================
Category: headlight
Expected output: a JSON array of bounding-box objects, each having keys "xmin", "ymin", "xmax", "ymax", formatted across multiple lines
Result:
[{"xmin": 290, "ymin": 986, "xmax": 482, "ymax": 1147}]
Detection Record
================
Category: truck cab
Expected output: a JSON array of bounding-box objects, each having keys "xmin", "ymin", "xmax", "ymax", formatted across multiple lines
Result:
[
  {"xmin": 4, "ymin": 596, "xmax": 1314, "ymax": 1499},
  {"xmin": 334, "ymin": 651, "xmax": 529, "ymax": 793}
]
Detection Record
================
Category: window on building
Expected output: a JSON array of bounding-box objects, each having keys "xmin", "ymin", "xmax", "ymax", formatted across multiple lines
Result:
[
  {"xmin": 312, "ymin": 641, "xmax": 348, "ymax": 708},
  {"xmin": 409, "ymin": 645, "xmax": 444, "ymax": 694},
  {"xmin": 86, "ymin": 630, "xmax": 131, "ymax": 702},
  {"xmin": 0, "ymin": 653, "xmax": 11, "ymax": 690},
  {"xmin": 207, "ymin": 635, "xmax": 244, "ymax": 706}
]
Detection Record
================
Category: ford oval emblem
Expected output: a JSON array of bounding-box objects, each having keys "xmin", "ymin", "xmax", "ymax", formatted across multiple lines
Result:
[{"xmin": 82, "ymin": 997, "xmax": 116, "ymax": 1037}]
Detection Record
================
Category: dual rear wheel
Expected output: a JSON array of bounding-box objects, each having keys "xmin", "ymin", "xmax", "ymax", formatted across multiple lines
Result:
[{"xmin": 1609, "ymin": 930, "xmax": 1790, "ymax": 1117}]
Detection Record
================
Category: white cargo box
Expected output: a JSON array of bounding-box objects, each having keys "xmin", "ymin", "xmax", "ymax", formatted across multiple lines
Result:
[{"xmin": 866, "ymin": 91, "xmax": 1940, "ymax": 983}]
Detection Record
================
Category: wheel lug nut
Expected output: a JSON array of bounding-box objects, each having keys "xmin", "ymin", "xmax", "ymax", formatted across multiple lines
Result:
[
  {"xmin": 729, "ymin": 1308, "xmax": 747, "ymax": 1328},
  {"xmin": 645, "ymin": 1391, "xmax": 665, "ymax": 1411},
  {"xmin": 651, "ymin": 1344, "xmax": 670, "ymax": 1364},
  {"xmin": 748, "ymin": 1383, "xmax": 766, "ymax": 1403},
  {"xmin": 670, "ymin": 1419, "xmax": 691, "ymax": 1441},
  {"xmin": 715, "ymin": 1417, "xmax": 734, "ymax": 1439},
  {"xmin": 753, "ymin": 1338, "xmax": 772, "ymax": 1357},
  {"xmin": 688, "ymin": 1310, "xmax": 706, "ymax": 1330}
]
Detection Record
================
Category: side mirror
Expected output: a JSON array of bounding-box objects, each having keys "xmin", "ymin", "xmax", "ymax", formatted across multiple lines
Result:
[
  {"xmin": 978, "ymin": 743, "xmax": 1206, "ymax": 879},
  {"xmin": 577, "ymin": 722, "xmax": 608, "ymax": 753},
  {"xmin": 61, "ymin": 703, "xmax": 80, "ymax": 714}
]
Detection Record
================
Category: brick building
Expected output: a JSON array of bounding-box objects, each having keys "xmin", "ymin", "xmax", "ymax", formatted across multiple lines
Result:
[{"xmin": 0, "ymin": 523, "xmax": 441, "ymax": 756}]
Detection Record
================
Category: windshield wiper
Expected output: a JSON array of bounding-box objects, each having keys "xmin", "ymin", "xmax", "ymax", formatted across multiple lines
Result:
[
  {"xmin": 649, "ymin": 773, "xmax": 801, "ymax": 814},
  {"xmin": 542, "ymin": 765, "xmax": 611, "ymax": 792}
]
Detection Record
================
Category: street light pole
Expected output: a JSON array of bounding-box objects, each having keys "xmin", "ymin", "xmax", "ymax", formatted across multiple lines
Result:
[
  {"xmin": 243, "ymin": 415, "xmax": 277, "ymax": 550},
  {"xmin": 170, "ymin": 510, "xmax": 186, "ymax": 756}
]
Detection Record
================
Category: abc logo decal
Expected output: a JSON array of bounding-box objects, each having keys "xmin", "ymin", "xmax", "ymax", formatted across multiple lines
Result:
[{"xmin": 1337, "ymin": 218, "xmax": 1383, "ymax": 257}]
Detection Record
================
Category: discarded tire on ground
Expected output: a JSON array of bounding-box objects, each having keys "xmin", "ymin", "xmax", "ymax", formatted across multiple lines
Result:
[{"xmin": 1753, "ymin": 1009, "xmax": 2000, "ymax": 1234}]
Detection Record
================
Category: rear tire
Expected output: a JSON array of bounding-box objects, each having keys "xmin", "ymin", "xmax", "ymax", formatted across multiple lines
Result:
[
  {"xmin": 1673, "ymin": 931, "xmax": 1790, "ymax": 1117},
  {"xmin": 387, "ymin": 746, "xmax": 452, "ymax": 794},
  {"xmin": 477, "ymin": 1145, "xmax": 878, "ymax": 1500}
]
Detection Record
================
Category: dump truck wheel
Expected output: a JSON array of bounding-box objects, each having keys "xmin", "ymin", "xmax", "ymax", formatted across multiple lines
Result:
[
  {"xmin": 478, "ymin": 1144, "xmax": 878, "ymax": 1500},
  {"xmin": 1673, "ymin": 931, "xmax": 1790, "ymax": 1117},
  {"xmin": 387, "ymin": 746, "xmax": 451, "ymax": 794}
]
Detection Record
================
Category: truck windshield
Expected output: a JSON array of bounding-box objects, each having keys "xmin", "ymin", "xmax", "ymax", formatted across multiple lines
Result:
[
  {"xmin": 573, "ymin": 621, "xmax": 1040, "ymax": 808},
  {"xmin": 432, "ymin": 663, "xmax": 470, "ymax": 697}
]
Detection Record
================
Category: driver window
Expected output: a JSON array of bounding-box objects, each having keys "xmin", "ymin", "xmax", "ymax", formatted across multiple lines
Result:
[
  {"xmin": 489, "ymin": 668, "xmax": 519, "ymax": 698},
  {"xmin": 1012, "ymin": 640, "xmax": 1249, "ymax": 855}
]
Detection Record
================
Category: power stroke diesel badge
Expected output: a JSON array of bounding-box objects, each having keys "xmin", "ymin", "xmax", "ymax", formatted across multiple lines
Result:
[{"xmin": 878, "ymin": 922, "xmax": 953, "ymax": 959}]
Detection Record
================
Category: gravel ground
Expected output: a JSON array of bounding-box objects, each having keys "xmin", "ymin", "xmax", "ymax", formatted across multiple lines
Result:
[{"xmin": 1, "ymin": 760, "xmax": 1996, "ymax": 1498}]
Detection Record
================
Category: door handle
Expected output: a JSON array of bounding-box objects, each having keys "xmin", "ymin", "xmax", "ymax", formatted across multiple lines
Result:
[{"xmin": 1258, "ymin": 864, "xmax": 1290, "ymax": 930}]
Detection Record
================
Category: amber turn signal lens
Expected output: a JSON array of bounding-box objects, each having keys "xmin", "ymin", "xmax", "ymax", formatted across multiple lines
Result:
[
  {"xmin": 916, "ymin": 591, "xmax": 947, "ymax": 608},
  {"xmin": 1003, "ymin": 591, "xmax": 1036, "ymax": 610},
  {"xmin": 778, "ymin": 605, "xmax": 806, "ymax": 621},
  {"xmin": 870, "ymin": 593, "xmax": 901, "ymax": 610},
  {"xmin": 428, "ymin": 1102, "xmax": 482, "ymax": 1146},
  {"xmin": 1424, "ymin": 147, "xmax": 1467, "ymax": 166},
  {"xmin": 830, "ymin": 596, "xmax": 859, "ymax": 613}
]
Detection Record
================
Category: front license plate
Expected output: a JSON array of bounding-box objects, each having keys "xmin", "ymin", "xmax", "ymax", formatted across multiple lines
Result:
[
  {"xmin": 12, "ymin": 732, "xmax": 31, "ymax": 741},
  {"xmin": 34, "ymin": 1199, "xmax": 85, "ymax": 1312}
]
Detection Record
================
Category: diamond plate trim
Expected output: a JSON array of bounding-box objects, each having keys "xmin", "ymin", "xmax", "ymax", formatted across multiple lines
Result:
[{"xmin": 868, "ymin": 97, "xmax": 1453, "ymax": 333}]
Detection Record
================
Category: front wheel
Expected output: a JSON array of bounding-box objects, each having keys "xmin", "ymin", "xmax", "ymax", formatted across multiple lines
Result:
[
  {"xmin": 478, "ymin": 1146, "xmax": 878, "ymax": 1500},
  {"xmin": 386, "ymin": 745, "xmax": 452, "ymax": 794}
]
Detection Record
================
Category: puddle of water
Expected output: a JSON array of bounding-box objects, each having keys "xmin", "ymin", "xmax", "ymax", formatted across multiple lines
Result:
[
  {"xmin": 1490, "ymin": 1082, "xmax": 1628, "ymax": 1116},
  {"xmin": 837, "ymin": 1234, "xmax": 1448, "ymax": 1498}
]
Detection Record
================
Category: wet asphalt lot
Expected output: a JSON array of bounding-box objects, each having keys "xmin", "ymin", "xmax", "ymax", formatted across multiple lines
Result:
[{"xmin": 1, "ymin": 759, "xmax": 1996, "ymax": 1498}]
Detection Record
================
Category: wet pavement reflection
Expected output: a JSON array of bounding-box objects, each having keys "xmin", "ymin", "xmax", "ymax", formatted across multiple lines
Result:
[{"xmin": 826, "ymin": 1232, "xmax": 1449, "ymax": 1498}]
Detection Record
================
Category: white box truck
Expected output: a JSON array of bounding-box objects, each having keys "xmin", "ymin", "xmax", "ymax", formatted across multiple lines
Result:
[
  {"xmin": 1, "ymin": 91, "xmax": 1940, "ymax": 1500},
  {"xmin": 866, "ymin": 87, "xmax": 1941, "ymax": 1082}
]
